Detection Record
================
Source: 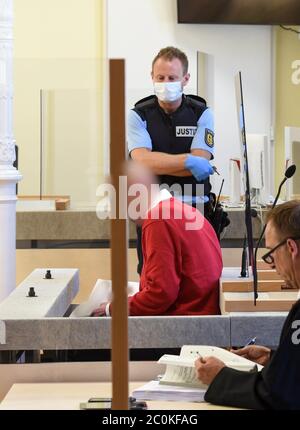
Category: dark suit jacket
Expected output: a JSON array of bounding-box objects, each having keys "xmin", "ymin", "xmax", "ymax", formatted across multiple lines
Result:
[{"xmin": 205, "ymin": 299, "xmax": 300, "ymax": 409}]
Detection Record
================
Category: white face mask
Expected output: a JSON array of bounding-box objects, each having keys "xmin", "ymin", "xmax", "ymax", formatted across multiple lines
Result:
[{"xmin": 153, "ymin": 81, "xmax": 183, "ymax": 103}]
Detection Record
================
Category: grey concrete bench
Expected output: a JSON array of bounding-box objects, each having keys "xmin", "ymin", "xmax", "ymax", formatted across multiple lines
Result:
[
  {"xmin": 0, "ymin": 312, "xmax": 286, "ymax": 352},
  {"xmin": 0, "ymin": 268, "xmax": 79, "ymax": 361},
  {"xmin": 229, "ymin": 312, "xmax": 287, "ymax": 348},
  {"xmin": 0, "ymin": 269, "xmax": 79, "ymax": 319},
  {"xmin": 0, "ymin": 316, "xmax": 230, "ymax": 350}
]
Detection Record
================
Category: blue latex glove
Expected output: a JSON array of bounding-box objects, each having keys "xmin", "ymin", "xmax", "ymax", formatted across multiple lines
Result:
[{"xmin": 184, "ymin": 154, "xmax": 214, "ymax": 182}]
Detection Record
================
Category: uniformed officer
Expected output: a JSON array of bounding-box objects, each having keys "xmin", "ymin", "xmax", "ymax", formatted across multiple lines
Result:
[{"xmin": 127, "ymin": 46, "xmax": 216, "ymax": 274}]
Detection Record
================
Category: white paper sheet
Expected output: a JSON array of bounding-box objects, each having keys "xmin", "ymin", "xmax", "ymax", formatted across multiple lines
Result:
[{"xmin": 70, "ymin": 279, "xmax": 139, "ymax": 317}]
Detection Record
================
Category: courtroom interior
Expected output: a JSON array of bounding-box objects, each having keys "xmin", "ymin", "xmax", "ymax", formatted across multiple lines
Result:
[{"xmin": 0, "ymin": 0, "xmax": 300, "ymax": 413}]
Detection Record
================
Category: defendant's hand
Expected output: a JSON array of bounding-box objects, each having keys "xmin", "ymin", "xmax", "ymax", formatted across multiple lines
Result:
[
  {"xmin": 231, "ymin": 345, "xmax": 271, "ymax": 366},
  {"xmin": 90, "ymin": 303, "xmax": 107, "ymax": 317}
]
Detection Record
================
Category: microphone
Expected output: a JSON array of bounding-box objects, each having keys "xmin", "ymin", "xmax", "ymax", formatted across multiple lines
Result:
[
  {"xmin": 272, "ymin": 164, "xmax": 296, "ymax": 208},
  {"xmin": 285, "ymin": 164, "xmax": 297, "ymax": 179},
  {"xmin": 254, "ymin": 164, "xmax": 296, "ymax": 263}
]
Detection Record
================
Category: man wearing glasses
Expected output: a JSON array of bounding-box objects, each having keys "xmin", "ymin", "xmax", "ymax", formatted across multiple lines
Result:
[{"xmin": 195, "ymin": 200, "xmax": 300, "ymax": 409}]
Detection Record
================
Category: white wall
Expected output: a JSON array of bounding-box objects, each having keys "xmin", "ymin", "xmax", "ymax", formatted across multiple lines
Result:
[{"xmin": 107, "ymin": 0, "xmax": 272, "ymax": 196}]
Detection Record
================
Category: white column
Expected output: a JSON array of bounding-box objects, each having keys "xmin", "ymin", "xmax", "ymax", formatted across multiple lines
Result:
[{"xmin": 0, "ymin": 0, "xmax": 22, "ymax": 302}]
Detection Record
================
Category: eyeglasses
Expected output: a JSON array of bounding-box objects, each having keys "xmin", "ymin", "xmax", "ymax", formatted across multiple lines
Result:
[{"xmin": 261, "ymin": 236, "xmax": 300, "ymax": 265}]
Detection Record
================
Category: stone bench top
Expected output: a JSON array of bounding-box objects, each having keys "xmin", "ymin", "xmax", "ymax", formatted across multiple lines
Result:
[
  {"xmin": 0, "ymin": 313, "xmax": 286, "ymax": 350},
  {"xmin": 0, "ymin": 269, "xmax": 79, "ymax": 319}
]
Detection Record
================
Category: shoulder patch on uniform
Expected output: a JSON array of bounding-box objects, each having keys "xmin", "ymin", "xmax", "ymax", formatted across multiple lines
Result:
[{"xmin": 205, "ymin": 128, "xmax": 214, "ymax": 148}]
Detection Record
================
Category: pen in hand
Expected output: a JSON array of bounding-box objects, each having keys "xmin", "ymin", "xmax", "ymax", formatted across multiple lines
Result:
[
  {"xmin": 244, "ymin": 336, "xmax": 257, "ymax": 347},
  {"xmin": 195, "ymin": 352, "xmax": 206, "ymax": 364}
]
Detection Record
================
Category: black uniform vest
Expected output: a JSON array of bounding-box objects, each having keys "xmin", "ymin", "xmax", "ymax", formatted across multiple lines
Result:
[{"xmin": 133, "ymin": 94, "xmax": 211, "ymax": 199}]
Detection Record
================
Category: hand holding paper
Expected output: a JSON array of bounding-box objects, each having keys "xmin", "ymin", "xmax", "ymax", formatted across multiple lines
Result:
[
  {"xmin": 90, "ymin": 303, "xmax": 107, "ymax": 317},
  {"xmin": 195, "ymin": 356, "xmax": 226, "ymax": 385},
  {"xmin": 158, "ymin": 345, "xmax": 263, "ymax": 389},
  {"xmin": 70, "ymin": 279, "xmax": 139, "ymax": 318}
]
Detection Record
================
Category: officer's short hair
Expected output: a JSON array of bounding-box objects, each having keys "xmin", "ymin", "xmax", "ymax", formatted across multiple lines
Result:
[
  {"xmin": 152, "ymin": 47, "xmax": 189, "ymax": 75},
  {"xmin": 266, "ymin": 200, "xmax": 300, "ymax": 240}
]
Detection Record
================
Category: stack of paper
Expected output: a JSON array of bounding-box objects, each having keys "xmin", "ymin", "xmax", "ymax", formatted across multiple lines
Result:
[{"xmin": 132, "ymin": 380, "xmax": 206, "ymax": 403}]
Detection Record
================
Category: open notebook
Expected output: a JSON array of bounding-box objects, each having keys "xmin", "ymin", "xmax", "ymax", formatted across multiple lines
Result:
[{"xmin": 157, "ymin": 345, "xmax": 263, "ymax": 389}]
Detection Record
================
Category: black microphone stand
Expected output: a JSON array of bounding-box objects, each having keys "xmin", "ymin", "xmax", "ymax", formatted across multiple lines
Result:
[{"xmin": 254, "ymin": 165, "xmax": 296, "ymax": 265}]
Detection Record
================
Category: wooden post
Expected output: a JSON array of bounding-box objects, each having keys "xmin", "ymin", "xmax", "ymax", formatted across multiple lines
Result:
[{"xmin": 109, "ymin": 59, "xmax": 129, "ymax": 410}]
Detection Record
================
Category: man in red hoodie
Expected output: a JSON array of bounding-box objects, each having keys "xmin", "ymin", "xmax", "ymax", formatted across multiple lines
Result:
[{"xmin": 92, "ymin": 162, "xmax": 222, "ymax": 317}]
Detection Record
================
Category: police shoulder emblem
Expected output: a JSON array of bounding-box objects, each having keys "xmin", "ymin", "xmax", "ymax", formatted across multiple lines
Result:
[{"xmin": 205, "ymin": 128, "xmax": 214, "ymax": 148}]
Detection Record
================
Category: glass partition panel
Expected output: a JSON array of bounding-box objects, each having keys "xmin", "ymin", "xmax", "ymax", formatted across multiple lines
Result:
[
  {"xmin": 42, "ymin": 88, "xmax": 104, "ymax": 207},
  {"xmin": 13, "ymin": 59, "xmax": 107, "ymax": 208}
]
